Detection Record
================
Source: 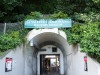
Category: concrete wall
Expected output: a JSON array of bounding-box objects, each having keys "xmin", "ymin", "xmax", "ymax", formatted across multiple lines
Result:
[
  {"xmin": 0, "ymin": 44, "xmax": 37, "ymax": 75},
  {"xmin": 24, "ymin": 44, "xmax": 37, "ymax": 75},
  {"xmin": 0, "ymin": 44, "xmax": 100, "ymax": 75},
  {"xmin": 0, "ymin": 45, "xmax": 24, "ymax": 75},
  {"xmin": 67, "ymin": 44, "xmax": 100, "ymax": 75}
]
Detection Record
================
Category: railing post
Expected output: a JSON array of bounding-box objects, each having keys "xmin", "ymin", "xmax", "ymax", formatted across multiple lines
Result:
[{"xmin": 4, "ymin": 23, "xmax": 6, "ymax": 34}]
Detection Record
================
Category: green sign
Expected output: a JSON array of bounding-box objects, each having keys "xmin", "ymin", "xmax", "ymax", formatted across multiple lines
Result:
[{"xmin": 24, "ymin": 19, "xmax": 72, "ymax": 28}]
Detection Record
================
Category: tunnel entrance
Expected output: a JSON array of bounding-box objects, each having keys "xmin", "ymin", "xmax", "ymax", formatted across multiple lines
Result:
[
  {"xmin": 40, "ymin": 54, "xmax": 60, "ymax": 75},
  {"xmin": 37, "ymin": 45, "xmax": 64, "ymax": 75},
  {"xmin": 26, "ymin": 29, "xmax": 71, "ymax": 75}
]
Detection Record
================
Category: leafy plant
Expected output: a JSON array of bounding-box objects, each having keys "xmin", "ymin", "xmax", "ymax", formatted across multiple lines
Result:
[
  {"xmin": 25, "ymin": 11, "xmax": 69, "ymax": 20},
  {"xmin": 65, "ymin": 22, "xmax": 100, "ymax": 63},
  {"xmin": 50, "ymin": 11, "xmax": 69, "ymax": 19},
  {"xmin": 25, "ymin": 11, "xmax": 42, "ymax": 20},
  {"xmin": 0, "ymin": 31, "xmax": 21, "ymax": 51},
  {"xmin": 74, "ymin": 12, "xmax": 100, "ymax": 23}
]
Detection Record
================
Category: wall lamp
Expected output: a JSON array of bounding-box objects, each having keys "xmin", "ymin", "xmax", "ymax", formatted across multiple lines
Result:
[{"xmin": 30, "ymin": 39, "xmax": 34, "ymax": 46}]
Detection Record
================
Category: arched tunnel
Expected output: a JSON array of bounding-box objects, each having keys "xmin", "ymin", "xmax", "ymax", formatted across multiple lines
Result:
[{"xmin": 24, "ymin": 29, "xmax": 78, "ymax": 75}]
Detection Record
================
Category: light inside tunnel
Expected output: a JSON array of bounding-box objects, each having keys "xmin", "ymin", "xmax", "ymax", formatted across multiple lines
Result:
[{"xmin": 45, "ymin": 55, "xmax": 56, "ymax": 58}]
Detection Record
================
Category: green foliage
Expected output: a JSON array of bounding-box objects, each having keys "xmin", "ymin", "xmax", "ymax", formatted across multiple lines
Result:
[
  {"xmin": 25, "ymin": 12, "xmax": 42, "ymax": 20},
  {"xmin": 0, "ymin": 24, "xmax": 29, "ymax": 52},
  {"xmin": 0, "ymin": 51, "xmax": 4, "ymax": 56},
  {"xmin": 32, "ymin": 0, "xmax": 57, "ymax": 14},
  {"xmin": 50, "ymin": 11, "xmax": 69, "ymax": 19},
  {"xmin": 14, "ymin": 14, "xmax": 25, "ymax": 22},
  {"xmin": 25, "ymin": 11, "xmax": 69, "ymax": 20},
  {"xmin": 0, "ymin": 0, "xmax": 100, "ymax": 22},
  {"xmin": 19, "ymin": 28, "xmax": 29, "ymax": 43},
  {"xmin": 0, "ymin": 0, "xmax": 22, "ymax": 22},
  {"xmin": 92, "ymin": 0, "xmax": 100, "ymax": 3},
  {"xmin": 0, "ymin": 31, "xmax": 21, "ymax": 51},
  {"xmin": 66, "ymin": 22, "xmax": 100, "ymax": 62},
  {"xmin": 74, "ymin": 12, "xmax": 100, "ymax": 23}
]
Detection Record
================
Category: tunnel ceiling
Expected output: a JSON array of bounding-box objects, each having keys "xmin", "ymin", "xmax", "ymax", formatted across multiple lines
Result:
[
  {"xmin": 27, "ymin": 29, "xmax": 71, "ymax": 55},
  {"xmin": 34, "ymin": 32, "xmax": 62, "ymax": 44},
  {"xmin": 33, "ymin": 32, "xmax": 69, "ymax": 55}
]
